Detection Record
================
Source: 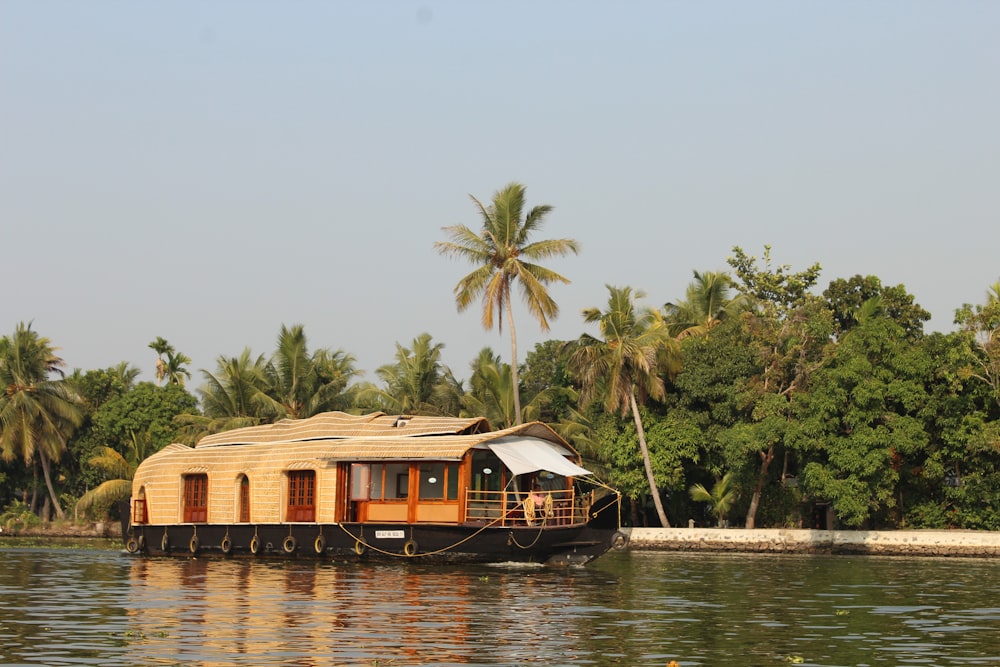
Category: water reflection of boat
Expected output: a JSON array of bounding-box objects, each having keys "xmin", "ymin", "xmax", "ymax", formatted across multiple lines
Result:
[{"xmin": 121, "ymin": 411, "xmax": 625, "ymax": 565}]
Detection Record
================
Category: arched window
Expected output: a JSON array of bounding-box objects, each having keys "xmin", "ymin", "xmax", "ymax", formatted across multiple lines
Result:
[{"xmin": 238, "ymin": 475, "xmax": 250, "ymax": 523}]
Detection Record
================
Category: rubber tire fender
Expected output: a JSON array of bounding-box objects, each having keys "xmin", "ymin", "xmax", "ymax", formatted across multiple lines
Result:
[
  {"xmin": 126, "ymin": 537, "xmax": 140, "ymax": 553},
  {"xmin": 282, "ymin": 535, "xmax": 297, "ymax": 554},
  {"xmin": 313, "ymin": 534, "xmax": 326, "ymax": 554},
  {"xmin": 403, "ymin": 539, "xmax": 418, "ymax": 557},
  {"xmin": 220, "ymin": 536, "xmax": 233, "ymax": 555},
  {"xmin": 161, "ymin": 533, "xmax": 170, "ymax": 553},
  {"xmin": 249, "ymin": 535, "xmax": 261, "ymax": 555},
  {"xmin": 610, "ymin": 531, "xmax": 629, "ymax": 551},
  {"xmin": 189, "ymin": 534, "xmax": 200, "ymax": 554},
  {"xmin": 353, "ymin": 540, "xmax": 366, "ymax": 556}
]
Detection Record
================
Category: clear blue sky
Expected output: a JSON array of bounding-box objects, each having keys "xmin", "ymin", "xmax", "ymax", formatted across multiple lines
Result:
[{"xmin": 2, "ymin": 1, "xmax": 998, "ymax": 386}]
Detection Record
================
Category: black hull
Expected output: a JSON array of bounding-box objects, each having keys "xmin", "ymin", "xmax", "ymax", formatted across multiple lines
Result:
[{"xmin": 119, "ymin": 496, "xmax": 626, "ymax": 566}]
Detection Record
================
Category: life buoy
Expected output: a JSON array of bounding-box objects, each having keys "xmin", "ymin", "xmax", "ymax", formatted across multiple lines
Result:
[
  {"xmin": 282, "ymin": 535, "xmax": 297, "ymax": 554},
  {"xmin": 189, "ymin": 535, "xmax": 200, "ymax": 554},
  {"xmin": 161, "ymin": 533, "xmax": 170, "ymax": 552},
  {"xmin": 220, "ymin": 536, "xmax": 232, "ymax": 555},
  {"xmin": 610, "ymin": 531, "xmax": 629, "ymax": 551},
  {"xmin": 354, "ymin": 540, "xmax": 366, "ymax": 556},
  {"xmin": 126, "ymin": 537, "xmax": 140, "ymax": 553},
  {"xmin": 313, "ymin": 534, "xmax": 326, "ymax": 554},
  {"xmin": 403, "ymin": 539, "xmax": 418, "ymax": 557},
  {"xmin": 249, "ymin": 535, "xmax": 261, "ymax": 555}
]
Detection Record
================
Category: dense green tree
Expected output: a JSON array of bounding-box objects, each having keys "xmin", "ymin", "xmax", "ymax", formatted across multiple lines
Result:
[
  {"xmin": 68, "ymin": 363, "xmax": 140, "ymax": 411},
  {"xmin": 790, "ymin": 315, "xmax": 931, "ymax": 527},
  {"xmin": 435, "ymin": 182, "xmax": 579, "ymax": 424},
  {"xmin": 64, "ymin": 364, "xmax": 142, "ymax": 501},
  {"xmin": 727, "ymin": 245, "xmax": 830, "ymax": 528},
  {"xmin": 0, "ymin": 323, "xmax": 84, "ymax": 520},
  {"xmin": 89, "ymin": 382, "xmax": 197, "ymax": 455},
  {"xmin": 954, "ymin": 280, "xmax": 1000, "ymax": 412},
  {"xmin": 902, "ymin": 331, "xmax": 1000, "ymax": 529},
  {"xmin": 569, "ymin": 285, "xmax": 681, "ymax": 527},
  {"xmin": 823, "ymin": 275, "xmax": 930, "ymax": 341}
]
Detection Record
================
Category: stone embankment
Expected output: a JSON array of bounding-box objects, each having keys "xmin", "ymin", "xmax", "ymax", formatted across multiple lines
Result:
[{"xmin": 625, "ymin": 527, "xmax": 1000, "ymax": 557}]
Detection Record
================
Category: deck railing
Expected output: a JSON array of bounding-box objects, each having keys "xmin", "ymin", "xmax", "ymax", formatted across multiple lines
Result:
[{"xmin": 463, "ymin": 488, "xmax": 591, "ymax": 526}]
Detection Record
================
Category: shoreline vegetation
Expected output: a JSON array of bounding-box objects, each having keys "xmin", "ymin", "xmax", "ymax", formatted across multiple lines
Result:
[{"xmin": 3, "ymin": 524, "xmax": 998, "ymax": 558}]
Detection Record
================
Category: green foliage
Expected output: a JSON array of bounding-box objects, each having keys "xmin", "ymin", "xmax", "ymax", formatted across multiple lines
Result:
[
  {"xmin": 371, "ymin": 333, "xmax": 460, "ymax": 417},
  {"xmin": 791, "ymin": 316, "xmax": 932, "ymax": 527},
  {"xmin": 436, "ymin": 181, "xmax": 579, "ymax": 423},
  {"xmin": 823, "ymin": 275, "xmax": 930, "ymax": 341},
  {"xmin": 689, "ymin": 472, "xmax": 737, "ymax": 527},
  {"xmin": 90, "ymin": 382, "xmax": 197, "ymax": 455},
  {"xmin": 1, "ymin": 500, "xmax": 41, "ymax": 531}
]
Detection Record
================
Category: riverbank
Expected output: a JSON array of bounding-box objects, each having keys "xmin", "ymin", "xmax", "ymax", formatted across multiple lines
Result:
[
  {"xmin": 625, "ymin": 527, "xmax": 1000, "ymax": 557},
  {"xmin": 0, "ymin": 521, "xmax": 121, "ymax": 539}
]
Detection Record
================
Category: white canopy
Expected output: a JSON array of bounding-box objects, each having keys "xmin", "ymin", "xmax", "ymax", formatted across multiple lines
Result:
[{"xmin": 486, "ymin": 436, "xmax": 592, "ymax": 478}]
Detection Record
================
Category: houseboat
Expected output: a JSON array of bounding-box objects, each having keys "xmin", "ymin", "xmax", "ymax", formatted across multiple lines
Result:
[{"xmin": 122, "ymin": 411, "xmax": 626, "ymax": 565}]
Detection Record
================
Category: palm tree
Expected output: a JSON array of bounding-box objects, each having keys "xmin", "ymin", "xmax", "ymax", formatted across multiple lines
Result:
[
  {"xmin": 149, "ymin": 337, "xmax": 172, "ymax": 386},
  {"xmin": 0, "ymin": 323, "xmax": 84, "ymax": 519},
  {"xmin": 369, "ymin": 333, "xmax": 458, "ymax": 416},
  {"xmin": 689, "ymin": 472, "xmax": 737, "ymax": 527},
  {"xmin": 260, "ymin": 324, "xmax": 361, "ymax": 419},
  {"xmin": 435, "ymin": 182, "xmax": 579, "ymax": 424},
  {"xmin": 184, "ymin": 348, "xmax": 274, "ymax": 438},
  {"xmin": 162, "ymin": 349, "xmax": 192, "ymax": 387},
  {"xmin": 75, "ymin": 430, "xmax": 153, "ymax": 516},
  {"xmin": 569, "ymin": 286, "xmax": 678, "ymax": 527},
  {"xmin": 461, "ymin": 348, "xmax": 517, "ymax": 428},
  {"xmin": 663, "ymin": 270, "xmax": 749, "ymax": 339},
  {"xmin": 148, "ymin": 337, "xmax": 191, "ymax": 386}
]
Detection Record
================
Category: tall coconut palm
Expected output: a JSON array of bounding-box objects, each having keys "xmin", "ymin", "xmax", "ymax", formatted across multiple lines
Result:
[
  {"xmin": 569, "ymin": 286, "xmax": 678, "ymax": 527},
  {"xmin": 663, "ymin": 270, "xmax": 749, "ymax": 340},
  {"xmin": 689, "ymin": 472, "xmax": 738, "ymax": 527},
  {"xmin": 435, "ymin": 182, "xmax": 579, "ymax": 424},
  {"xmin": 0, "ymin": 323, "xmax": 83, "ymax": 519}
]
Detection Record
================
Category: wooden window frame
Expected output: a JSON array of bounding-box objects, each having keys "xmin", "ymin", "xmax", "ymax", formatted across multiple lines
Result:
[
  {"xmin": 287, "ymin": 470, "xmax": 316, "ymax": 522},
  {"xmin": 183, "ymin": 474, "xmax": 208, "ymax": 523},
  {"xmin": 238, "ymin": 475, "xmax": 250, "ymax": 523}
]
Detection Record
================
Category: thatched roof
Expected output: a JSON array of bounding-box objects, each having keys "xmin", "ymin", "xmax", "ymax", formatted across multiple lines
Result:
[
  {"xmin": 147, "ymin": 419, "xmax": 574, "ymax": 465},
  {"xmin": 197, "ymin": 411, "xmax": 492, "ymax": 449}
]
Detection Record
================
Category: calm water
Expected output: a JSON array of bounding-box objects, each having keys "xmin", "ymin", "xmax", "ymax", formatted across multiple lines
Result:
[{"xmin": 0, "ymin": 545, "xmax": 998, "ymax": 666}]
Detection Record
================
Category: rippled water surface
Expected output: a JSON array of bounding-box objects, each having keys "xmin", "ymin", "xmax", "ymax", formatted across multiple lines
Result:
[{"xmin": 0, "ymin": 544, "xmax": 998, "ymax": 666}]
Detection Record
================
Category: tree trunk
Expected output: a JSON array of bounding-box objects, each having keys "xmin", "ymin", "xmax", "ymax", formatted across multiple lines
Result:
[
  {"xmin": 629, "ymin": 387, "xmax": 670, "ymax": 527},
  {"xmin": 745, "ymin": 445, "xmax": 774, "ymax": 529},
  {"xmin": 38, "ymin": 450, "xmax": 65, "ymax": 520},
  {"xmin": 505, "ymin": 299, "xmax": 522, "ymax": 425}
]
